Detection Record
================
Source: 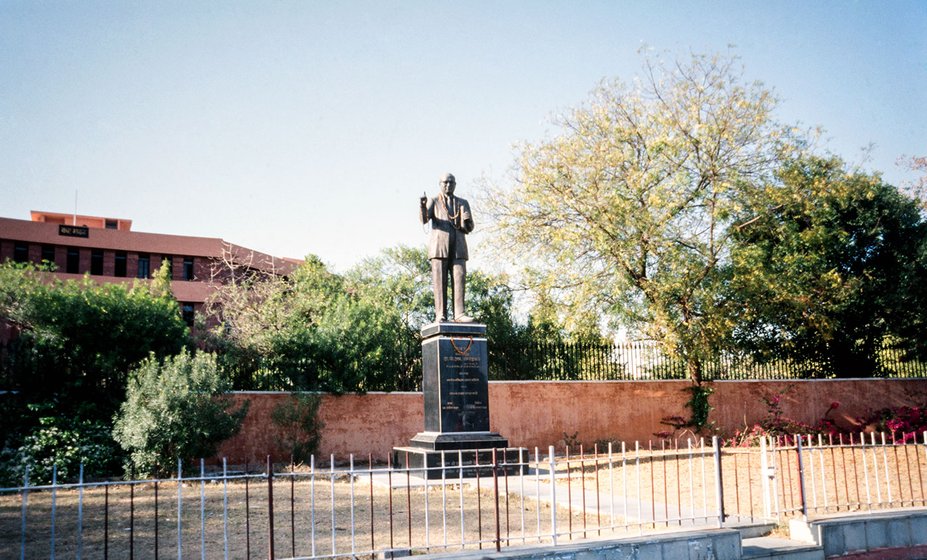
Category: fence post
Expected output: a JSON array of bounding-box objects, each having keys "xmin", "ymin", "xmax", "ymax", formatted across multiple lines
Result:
[
  {"xmin": 129, "ymin": 467, "xmax": 135, "ymax": 560},
  {"xmin": 104, "ymin": 481, "xmax": 109, "ymax": 560},
  {"xmin": 923, "ymin": 432, "xmax": 927, "ymax": 505},
  {"xmin": 349, "ymin": 455, "xmax": 357, "ymax": 555},
  {"xmin": 154, "ymin": 470, "xmax": 160, "ymax": 560},
  {"xmin": 200, "ymin": 459, "xmax": 206, "ymax": 560},
  {"xmin": 77, "ymin": 464, "xmax": 84, "ymax": 560},
  {"xmin": 310, "ymin": 454, "xmax": 316, "ymax": 558},
  {"xmin": 493, "ymin": 448, "xmax": 501, "ymax": 552},
  {"xmin": 548, "ymin": 446, "xmax": 558, "ymax": 546},
  {"xmin": 796, "ymin": 436, "xmax": 808, "ymax": 520},
  {"xmin": 20, "ymin": 465, "xmax": 29, "ymax": 560},
  {"xmin": 267, "ymin": 455, "xmax": 275, "ymax": 560},
  {"xmin": 178, "ymin": 459, "xmax": 183, "ymax": 560},
  {"xmin": 223, "ymin": 458, "xmax": 229, "ymax": 560},
  {"xmin": 712, "ymin": 436, "xmax": 724, "ymax": 528},
  {"xmin": 51, "ymin": 464, "xmax": 57, "ymax": 560},
  {"xmin": 759, "ymin": 437, "xmax": 771, "ymax": 519}
]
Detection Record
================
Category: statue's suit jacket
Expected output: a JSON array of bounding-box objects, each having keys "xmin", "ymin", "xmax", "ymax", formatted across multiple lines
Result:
[{"xmin": 420, "ymin": 195, "xmax": 474, "ymax": 260}]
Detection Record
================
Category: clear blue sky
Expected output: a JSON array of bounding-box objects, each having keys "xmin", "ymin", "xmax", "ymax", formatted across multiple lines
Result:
[{"xmin": 2, "ymin": 1, "xmax": 925, "ymax": 272}]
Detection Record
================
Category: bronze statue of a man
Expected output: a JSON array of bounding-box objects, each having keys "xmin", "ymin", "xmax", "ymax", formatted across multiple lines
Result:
[{"xmin": 419, "ymin": 173, "xmax": 475, "ymax": 323}]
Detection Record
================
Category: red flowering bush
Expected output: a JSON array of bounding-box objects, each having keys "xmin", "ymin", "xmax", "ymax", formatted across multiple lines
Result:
[
  {"xmin": 722, "ymin": 391, "xmax": 845, "ymax": 447},
  {"xmin": 677, "ymin": 387, "xmax": 927, "ymax": 448},
  {"xmin": 858, "ymin": 405, "xmax": 927, "ymax": 444}
]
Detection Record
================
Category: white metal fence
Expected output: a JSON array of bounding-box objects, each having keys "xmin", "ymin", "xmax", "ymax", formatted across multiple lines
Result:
[{"xmin": 3, "ymin": 433, "xmax": 927, "ymax": 559}]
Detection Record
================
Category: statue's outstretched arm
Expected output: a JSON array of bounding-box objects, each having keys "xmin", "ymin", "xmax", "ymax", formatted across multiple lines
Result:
[{"xmin": 419, "ymin": 195, "xmax": 432, "ymax": 225}]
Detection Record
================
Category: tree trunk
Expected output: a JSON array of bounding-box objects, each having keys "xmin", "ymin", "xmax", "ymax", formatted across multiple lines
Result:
[{"xmin": 687, "ymin": 356, "xmax": 704, "ymax": 385}]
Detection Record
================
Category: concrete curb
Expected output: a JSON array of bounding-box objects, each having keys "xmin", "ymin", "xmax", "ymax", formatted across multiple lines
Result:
[
  {"xmin": 412, "ymin": 529, "xmax": 743, "ymax": 560},
  {"xmin": 404, "ymin": 509, "xmax": 927, "ymax": 560},
  {"xmin": 789, "ymin": 508, "xmax": 927, "ymax": 558}
]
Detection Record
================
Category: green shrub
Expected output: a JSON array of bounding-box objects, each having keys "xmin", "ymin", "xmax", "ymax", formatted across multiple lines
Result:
[
  {"xmin": 0, "ymin": 401, "xmax": 120, "ymax": 486},
  {"xmin": 271, "ymin": 392, "xmax": 324, "ymax": 464},
  {"xmin": 113, "ymin": 350, "xmax": 249, "ymax": 477}
]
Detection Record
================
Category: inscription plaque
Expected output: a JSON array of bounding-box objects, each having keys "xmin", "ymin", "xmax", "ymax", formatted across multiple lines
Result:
[
  {"xmin": 395, "ymin": 322, "xmax": 520, "ymax": 478},
  {"xmin": 407, "ymin": 322, "xmax": 506, "ymax": 451},
  {"xmin": 422, "ymin": 334, "xmax": 490, "ymax": 432}
]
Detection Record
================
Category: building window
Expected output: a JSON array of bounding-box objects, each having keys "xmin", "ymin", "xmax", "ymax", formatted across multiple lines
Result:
[
  {"xmin": 13, "ymin": 242, "xmax": 29, "ymax": 263},
  {"xmin": 90, "ymin": 249, "xmax": 104, "ymax": 275},
  {"xmin": 183, "ymin": 257, "xmax": 195, "ymax": 281},
  {"xmin": 137, "ymin": 253, "xmax": 150, "ymax": 279},
  {"xmin": 114, "ymin": 252, "xmax": 127, "ymax": 277},
  {"xmin": 105, "ymin": 219, "xmax": 117, "ymax": 229},
  {"xmin": 41, "ymin": 245, "xmax": 55, "ymax": 265},
  {"xmin": 67, "ymin": 248, "xmax": 80, "ymax": 273},
  {"xmin": 181, "ymin": 303, "xmax": 195, "ymax": 327}
]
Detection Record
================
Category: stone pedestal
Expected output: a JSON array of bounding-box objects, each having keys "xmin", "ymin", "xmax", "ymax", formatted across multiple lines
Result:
[{"xmin": 394, "ymin": 322, "xmax": 519, "ymax": 478}]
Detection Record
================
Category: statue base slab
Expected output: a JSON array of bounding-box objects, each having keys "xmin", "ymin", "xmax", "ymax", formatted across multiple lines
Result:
[{"xmin": 392, "ymin": 445, "xmax": 527, "ymax": 480}]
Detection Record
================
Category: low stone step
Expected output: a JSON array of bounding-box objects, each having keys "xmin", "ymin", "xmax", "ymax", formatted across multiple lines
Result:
[
  {"xmin": 742, "ymin": 536, "xmax": 824, "ymax": 560},
  {"xmin": 727, "ymin": 520, "xmax": 777, "ymax": 539}
]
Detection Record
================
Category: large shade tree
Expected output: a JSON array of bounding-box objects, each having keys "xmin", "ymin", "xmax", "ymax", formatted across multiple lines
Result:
[
  {"xmin": 486, "ymin": 52, "xmax": 801, "ymax": 383},
  {"xmin": 728, "ymin": 156, "xmax": 927, "ymax": 376}
]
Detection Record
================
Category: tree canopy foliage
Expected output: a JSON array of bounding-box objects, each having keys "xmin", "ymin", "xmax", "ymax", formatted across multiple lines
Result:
[
  {"xmin": 729, "ymin": 155, "xmax": 927, "ymax": 375},
  {"xmin": 486, "ymin": 52, "xmax": 801, "ymax": 383},
  {"xmin": 200, "ymin": 247, "xmax": 542, "ymax": 391},
  {"xmin": 1, "ymin": 262, "xmax": 190, "ymax": 412},
  {"xmin": 200, "ymin": 251, "xmax": 410, "ymax": 392}
]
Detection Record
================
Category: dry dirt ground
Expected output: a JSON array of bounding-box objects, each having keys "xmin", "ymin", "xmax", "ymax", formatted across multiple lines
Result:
[{"xmin": 2, "ymin": 470, "xmax": 588, "ymax": 560}]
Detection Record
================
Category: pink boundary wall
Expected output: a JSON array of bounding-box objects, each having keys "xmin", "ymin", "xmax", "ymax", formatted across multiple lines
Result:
[{"xmin": 216, "ymin": 379, "xmax": 927, "ymax": 464}]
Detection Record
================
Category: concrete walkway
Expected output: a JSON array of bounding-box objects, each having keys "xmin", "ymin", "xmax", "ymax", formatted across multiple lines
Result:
[
  {"xmin": 361, "ymin": 467, "xmax": 720, "ymax": 524},
  {"xmin": 742, "ymin": 536, "xmax": 824, "ymax": 560}
]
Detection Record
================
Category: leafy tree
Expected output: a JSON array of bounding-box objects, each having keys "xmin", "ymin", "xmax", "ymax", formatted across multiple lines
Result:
[
  {"xmin": 898, "ymin": 154, "xmax": 927, "ymax": 210},
  {"xmin": 347, "ymin": 245, "xmax": 524, "ymax": 339},
  {"xmin": 485, "ymin": 52, "xmax": 801, "ymax": 383},
  {"xmin": 1, "ymin": 262, "xmax": 190, "ymax": 479},
  {"xmin": 729, "ymin": 155, "xmax": 927, "ymax": 376},
  {"xmin": 0, "ymin": 261, "xmax": 44, "ymax": 325},
  {"xmin": 0, "ymin": 262, "xmax": 44, "ymax": 396},
  {"xmin": 201, "ymin": 255, "xmax": 337, "ymax": 390},
  {"xmin": 113, "ymin": 350, "xmax": 249, "ymax": 477},
  {"xmin": 347, "ymin": 246, "xmax": 535, "ymax": 381},
  {"xmin": 347, "ymin": 245, "xmax": 434, "ymax": 331},
  {"xmin": 202, "ymin": 253, "xmax": 417, "ymax": 392},
  {"xmin": 1, "ymin": 261, "xmax": 190, "ymax": 411},
  {"xmin": 202, "ymin": 246, "xmax": 531, "ymax": 391},
  {"xmin": 308, "ymin": 285, "xmax": 412, "ymax": 392}
]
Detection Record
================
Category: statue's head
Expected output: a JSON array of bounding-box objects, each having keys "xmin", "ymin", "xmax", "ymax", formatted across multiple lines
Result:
[{"xmin": 440, "ymin": 173, "xmax": 456, "ymax": 196}]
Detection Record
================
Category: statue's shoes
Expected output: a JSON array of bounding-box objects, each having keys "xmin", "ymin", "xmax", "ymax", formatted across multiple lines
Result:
[{"xmin": 454, "ymin": 314, "xmax": 475, "ymax": 323}]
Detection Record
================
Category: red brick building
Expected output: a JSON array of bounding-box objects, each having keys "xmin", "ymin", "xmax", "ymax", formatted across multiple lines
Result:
[{"xmin": 0, "ymin": 210, "xmax": 300, "ymax": 325}]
